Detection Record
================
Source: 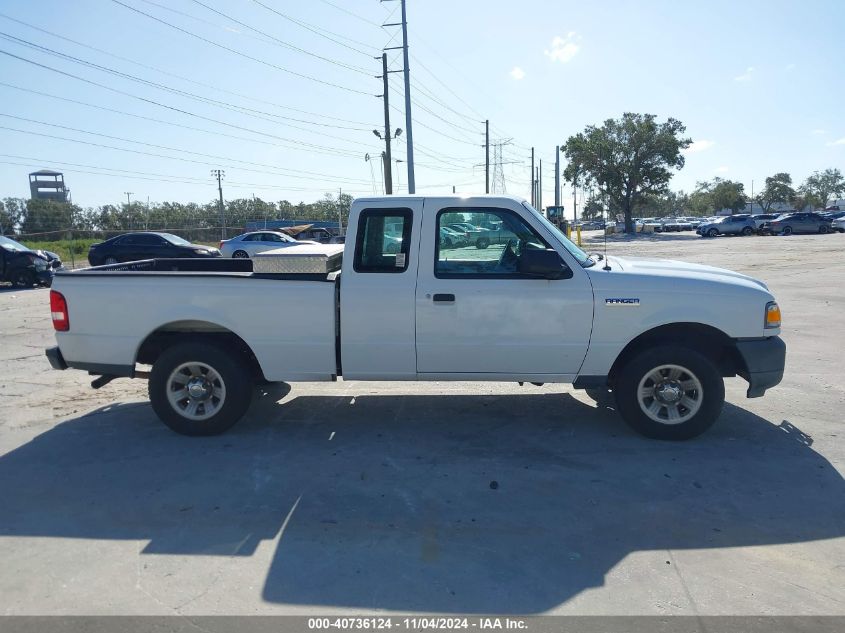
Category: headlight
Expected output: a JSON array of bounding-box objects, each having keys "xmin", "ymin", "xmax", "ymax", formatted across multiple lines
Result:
[
  {"xmin": 30, "ymin": 256, "xmax": 48, "ymax": 271},
  {"xmin": 765, "ymin": 301, "xmax": 781, "ymax": 329}
]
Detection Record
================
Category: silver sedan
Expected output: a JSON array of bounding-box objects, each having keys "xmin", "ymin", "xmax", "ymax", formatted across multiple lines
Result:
[{"xmin": 219, "ymin": 231, "xmax": 314, "ymax": 258}]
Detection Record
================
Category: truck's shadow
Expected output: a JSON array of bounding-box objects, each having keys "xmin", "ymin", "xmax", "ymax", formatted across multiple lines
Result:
[{"xmin": 0, "ymin": 386, "xmax": 841, "ymax": 613}]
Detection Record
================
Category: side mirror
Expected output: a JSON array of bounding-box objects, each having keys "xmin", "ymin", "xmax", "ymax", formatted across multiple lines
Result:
[{"xmin": 518, "ymin": 248, "xmax": 572, "ymax": 280}]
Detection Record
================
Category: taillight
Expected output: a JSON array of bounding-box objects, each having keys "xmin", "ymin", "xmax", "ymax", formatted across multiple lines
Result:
[
  {"xmin": 218, "ymin": 241, "xmax": 224, "ymax": 249},
  {"xmin": 50, "ymin": 290, "xmax": 69, "ymax": 331}
]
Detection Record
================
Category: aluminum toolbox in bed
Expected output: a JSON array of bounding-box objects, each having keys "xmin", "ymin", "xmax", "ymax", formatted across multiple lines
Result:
[{"xmin": 252, "ymin": 243, "xmax": 344, "ymax": 275}]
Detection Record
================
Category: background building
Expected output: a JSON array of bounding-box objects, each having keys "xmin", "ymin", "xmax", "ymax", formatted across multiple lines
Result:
[{"xmin": 28, "ymin": 170, "xmax": 68, "ymax": 202}]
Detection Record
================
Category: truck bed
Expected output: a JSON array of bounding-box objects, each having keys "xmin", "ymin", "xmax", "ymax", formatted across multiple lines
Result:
[{"xmin": 53, "ymin": 259, "xmax": 340, "ymax": 382}]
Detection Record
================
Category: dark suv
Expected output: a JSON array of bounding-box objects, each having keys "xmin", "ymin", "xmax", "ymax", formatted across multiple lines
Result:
[{"xmin": 0, "ymin": 236, "xmax": 59, "ymax": 287}]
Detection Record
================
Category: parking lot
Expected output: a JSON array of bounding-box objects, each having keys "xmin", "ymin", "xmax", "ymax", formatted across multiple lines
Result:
[{"xmin": 0, "ymin": 231, "xmax": 843, "ymax": 615}]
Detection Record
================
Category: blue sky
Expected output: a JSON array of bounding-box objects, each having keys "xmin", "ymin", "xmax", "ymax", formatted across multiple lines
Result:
[{"xmin": 0, "ymin": 0, "xmax": 843, "ymax": 210}]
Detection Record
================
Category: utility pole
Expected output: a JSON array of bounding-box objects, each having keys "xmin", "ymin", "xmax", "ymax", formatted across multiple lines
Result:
[
  {"xmin": 530, "ymin": 147, "xmax": 535, "ymax": 206},
  {"xmin": 538, "ymin": 160, "xmax": 543, "ymax": 210},
  {"xmin": 211, "ymin": 169, "xmax": 226, "ymax": 239},
  {"xmin": 376, "ymin": 53, "xmax": 394, "ymax": 194},
  {"xmin": 338, "ymin": 188, "xmax": 343, "ymax": 235},
  {"xmin": 383, "ymin": 0, "xmax": 415, "ymax": 193},
  {"xmin": 485, "ymin": 119, "xmax": 490, "ymax": 194},
  {"xmin": 573, "ymin": 175, "xmax": 578, "ymax": 224},
  {"xmin": 554, "ymin": 146, "xmax": 560, "ymax": 208},
  {"xmin": 124, "ymin": 192, "xmax": 133, "ymax": 230}
]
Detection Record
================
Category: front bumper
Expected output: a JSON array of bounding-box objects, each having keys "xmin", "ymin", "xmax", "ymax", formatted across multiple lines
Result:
[
  {"xmin": 735, "ymin": 336, "xmax": 786, "ymax": 398},
  {"xmin": 45, "ymin": 346, "xmax": 68, "ymax": 370}
]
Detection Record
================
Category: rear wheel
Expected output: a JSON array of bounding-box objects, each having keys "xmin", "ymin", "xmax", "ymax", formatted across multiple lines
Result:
[
  {"xmin": 476, "ymin": 237, "xmax": 490, "ymax": 249},
  {"xmin": 104, "ymin": 256, "xmax": 118, "ymax": 265},
  {"xmin": 232, "ymin": 250, "xmax": 249, "ymax": 258},
  {"xmin": 782, "ymin": 226, "xmax": 793, "ymax": 236},
  {"xmin": 741, "ymin": 226, "xmax": 753, "ymax": 236},
  {"xmin": 819, "ymin": 224, "xmax": 830, "ymax": 234},
  {"xmin": 707, "ymin": 228, "xmax": 718, "ymax": 238},
  {"xmin": 11, "ymin": 269, "xmax": 35, "ymax": 288},
  {"xmin": 149, "ymin": 342, "xmax": 253, "ymax": 436},
  {"xmin": 614, "ymin": 345, "xmax": 724, "ymax": 440}
]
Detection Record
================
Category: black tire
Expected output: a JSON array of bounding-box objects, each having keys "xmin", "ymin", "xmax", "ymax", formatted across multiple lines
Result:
[
  {"xmin": 782, "ymin": 226, "xmax": 793, "ymax": 236},
  {"xmin": 741, "ymin": 226, "xmax": 753, "ymax": 236},
  {"xmin": 614, "ymin": 345, "xmax": 725, "ymax": 441},
  {"xmin": 149, "ymin": 341, "xmax": 253, "ymax": 436},
  {"xmin": 476, "ymin": 237, "xmax": 490, "ymax": 249},
  {"xmin": 11, "ymin": 269, "xmax": 35, "ymax": 288},
  {"xmin": 707, "ymin": 228, "xmax": 718, "ymax": 238},
  {"xmin": 819, "ymin": 224, "xmax": 829, "ymax": 234},
  {"xmin": 232, "ymin": 250, "xmax": 249, "ymax": 258}
]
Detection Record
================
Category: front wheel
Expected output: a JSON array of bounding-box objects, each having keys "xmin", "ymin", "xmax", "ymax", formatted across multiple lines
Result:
[
  {"xmin": 819, "ymin": 224, "xmax": 830, "ymax": 234},
  {"xmin": 614, "ymin": 346, "xmax": 724, "ymax": 440},
  {"xmin": 782, "ymin": 226, "xmax": 793, "ymax": 236},
  {"xmin": 232, "ymin": 250, "xmax": 249, "ymax": 258},
  {"xmin": 11, "ymin": 269, "xmax": 35, "ymax": 288},
  {"xmin": 707, "ymin": 228, "xmax": 718, "ymax": 238},
  {"xmin": 741, "ymin": 226, "xmax": 753, "ymax": 236},
  {"xmin": 149, "ymin": 342, "xmax": 253, "ymax": 436}
]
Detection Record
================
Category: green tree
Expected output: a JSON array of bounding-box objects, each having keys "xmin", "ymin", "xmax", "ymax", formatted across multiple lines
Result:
[
  {"xmin": 21, "ymin": 199, "xmax": 84, "ymax": 236},
  {"xmin": 562, "ymin": 113, "xmax": 691, "ymax": 232},
  {"xmin": 582, "ymin": 198, "xmax": 604, "ymax": 220},
  {"xmin": 695, "ymin": 178, "xmax": 746, "ymax": 214},
  {"xmin": 798, "ymin": 168, "xmax": 845, "ymax": 209},
  {"xmin": 0, "ymin": 197, "xmax": 26, "ymax": 234},
  {"xmin": 756, "ymin": 172, "xmax": 795, "ymax": 213}
]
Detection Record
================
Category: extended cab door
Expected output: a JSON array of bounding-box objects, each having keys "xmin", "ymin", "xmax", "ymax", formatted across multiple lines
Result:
[
  {"xmin": 339, "ymin": 198, "xmax": 423, "ymax": 380},
  {"xmin": 414, "ymin": 200, "xmax": 594, "ymax": 379}
]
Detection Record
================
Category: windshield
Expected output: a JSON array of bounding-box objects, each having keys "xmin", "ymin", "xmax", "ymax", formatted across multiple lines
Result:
[
  {"xmin": 0, "ymin": 235, "xmax": 29, "ymax": 252},
  {"xmin": 521, "ymin": 201, "xmax": 590, "ymax": 266},
  {"xmin": 158, "ymin": 233, "xmax": 191, "ymax": 245}
]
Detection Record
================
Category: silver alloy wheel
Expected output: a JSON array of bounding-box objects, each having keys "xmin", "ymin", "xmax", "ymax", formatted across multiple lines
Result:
[
  {"xmin": 636, "ymin": 364, "xmax": 703, "ymax": 425},
  {"xmin": 232, "ymin": 250, "xmax": 249, "ymax": 258},
  {"xmin": 104, "ymin": 257, "xmax": 118, "ymax": 265},
  {"xmin": 166, "ymin": 361, "xmax": 226, "ymax": 421}
]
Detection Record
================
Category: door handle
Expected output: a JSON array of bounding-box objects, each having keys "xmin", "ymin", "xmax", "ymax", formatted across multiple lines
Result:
[{"xmin": 432, "ymin": 293, "xmax": 455, "ymax": 303}]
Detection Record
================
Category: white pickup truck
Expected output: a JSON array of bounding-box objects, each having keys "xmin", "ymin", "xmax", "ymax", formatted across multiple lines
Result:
[{"xmin": 45, "ymin": 195, "xmax": 785, "ymax": 440}]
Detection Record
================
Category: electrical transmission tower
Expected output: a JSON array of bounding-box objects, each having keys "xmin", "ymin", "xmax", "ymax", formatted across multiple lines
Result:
[{"xmin": 491, "ymin": 139, "xmax": 513, "ymax": 194}]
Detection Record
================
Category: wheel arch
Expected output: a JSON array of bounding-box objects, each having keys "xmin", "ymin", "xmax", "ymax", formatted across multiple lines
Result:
[
  {"xmin": 608, "ymin": 322, "xmax": 743, "ymax": 385},
  {"xmin": 136, "ymin": 320, "xmax": 266, "ymax": 382}
]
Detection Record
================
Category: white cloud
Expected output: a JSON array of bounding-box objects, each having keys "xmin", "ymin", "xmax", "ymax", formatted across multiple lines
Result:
[
  {"xmin": 811, "ymin": 129, "xmax": 827, "ymax": 135},
  {"xmin": 509, "ymin": 66, "xmax": 526, "ymax": 80},
  {"xmin": 544, "ymin": 33, "xmax": 581, "ymax": 64},
  {"xmin": 715, "ymin": 166, "xmax": 729, "ymax": 173},
  {"xmin": 684, "ymin": 139, "xmax": 715, "ymax": 154},
  {"xmin": 827, "ymin": 138, "xmax": 845, "ymax": 146},
  {"xmin": 734, "ymin": 66, "xmax": 755, "ymax": 82}
]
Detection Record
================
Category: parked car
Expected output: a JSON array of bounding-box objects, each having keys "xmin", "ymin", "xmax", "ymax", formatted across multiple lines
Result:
[
  {"xmin": 832, "ymin": 217, "xmax": 845, "ymax": 233},
  {"xmin": 765, "ymin": 212, "xmax": 832, "ymax": 235},
  {"xmin": 439, "ymin": 226, "xmax": 468, "ymax": 248},
  {"xmin": 750, "ymin": 213, "xmax": 780, "ymax": 234},
  {"xmin": 46, "ymin": 194, "xmax": 785, "ymax": 441},
  {"xmin": 87, "ymin": 232, "xmax": 221, "ymax": 266},
  {"xmin": 220, "ymin": 231, "xmax": 313, "ymax": 258},
  {"xmin": 0, "ymin": 235, "xmax": 59, "ymax": 287},
  {"xmin": 697, "ymin": 215, "xmax": 757, "ymax": 237}
]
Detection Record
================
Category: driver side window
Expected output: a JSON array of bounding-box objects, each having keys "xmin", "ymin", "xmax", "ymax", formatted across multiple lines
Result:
[{"xmin": 435, "ymin": 208, "xmax": 550, "ymax": 278}]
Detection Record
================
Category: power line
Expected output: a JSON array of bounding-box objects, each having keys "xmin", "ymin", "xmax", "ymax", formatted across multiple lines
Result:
[
  {"xmin": 0, "ymin": 81, "xmax": 369, "ymax": 158},
  {"xmin": 0, "ymin": 11, "xmax": 377, "ymax": 127},
  {"xmin": 186, "ymin": 0, "xmax": 372, "ymax": 74},
  {"xmin": 316, "ymin": 0, "xmax": 384, "ymax": 28},
  {"xmin": 249, "ymin": 0, "xmax": 380, "ymax": 57},
  {"xmin": 0, "ymin": 31, "xmax": 374, "ymax": 133},
  {"xmin": 0, "ymin": 123, "xmax": 373, "ymax": 185},
  {"xmin": 108, "ymin": 0, "xmax": 372, "ymax": 95},
  {"xmin": 0, "ymin": 49, "xmax": 375, "ymax": 155}
]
